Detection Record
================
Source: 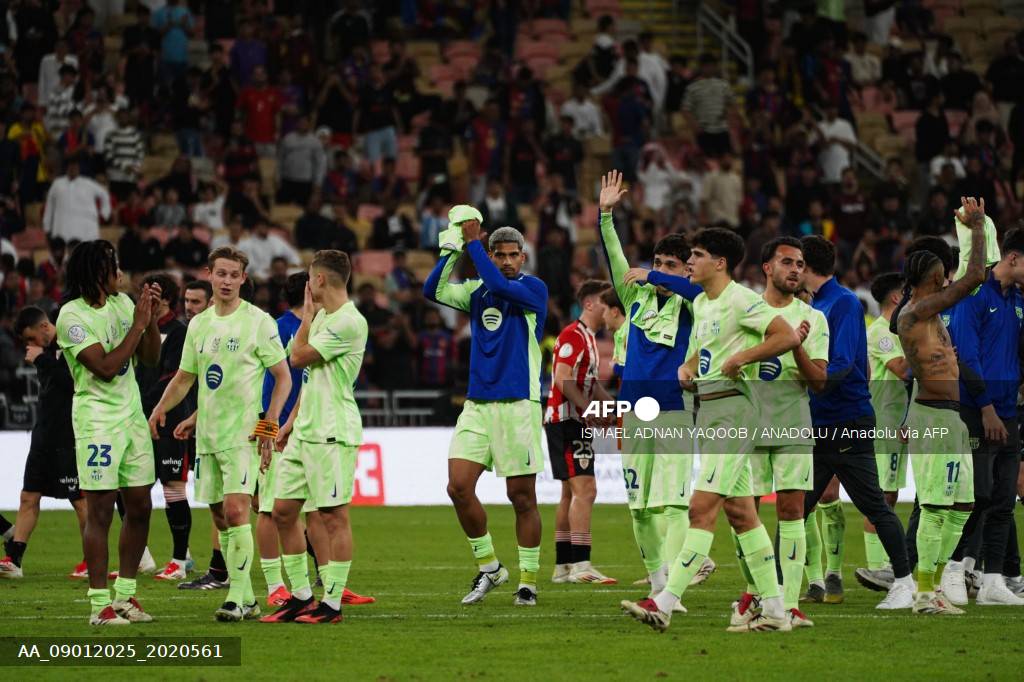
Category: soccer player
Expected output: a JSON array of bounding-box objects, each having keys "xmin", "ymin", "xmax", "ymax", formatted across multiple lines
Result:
[
  {"xmin": 596, "ymin": 171, "xmax": 706, "ymax": 601},
  {"xmin": 855, "ymin": 273, "xmax": 910, "ymax": 592},
  {"xmin": 744, "ymin": 237, "xmax": 829, "ymax": 628},
  {"xmin": 149, "ymin": 246, "xmax": 292, "ymax": 622},
  {"xmin": 942, "ymin": 225, "xmax": 1024, "ymax": 606},
  {"xmin": 260, "ymin": 250, "xmax": 368, "ymax": 623},
  {"xmin": 546, "ymin": 280, "xmax": 617, "ymax": 585},
  {"xmin": 601, "ymin": 289, "xmax": 628, "ymax": 378},
  {"xmin": 256, "ymin": 272, "xmax": 308, "ymax": 606},
  {"xmin": 56, "ymin": 240, "xmax": 162, "ymax": 625},
  {"xmin": 0, "ymin": 306, "xmax": 87, "ymax": 579},
  {"xmin": 799, "ymin": 234, "xmax": 917, "ymax": 610},
  {"xmin": 424, "ymin": 216, "xmax": 548, "ymax": 606},
  {"xmin": 621, "ymin": 227, "xmax": 801, "ymax": 632},
  {"xmin": 136, "ymin": 274, "xmax": 195, "ymax": 582},
  {"xmin": 893, "ymin": 196, "xmax": 987, "ymax": 614}
]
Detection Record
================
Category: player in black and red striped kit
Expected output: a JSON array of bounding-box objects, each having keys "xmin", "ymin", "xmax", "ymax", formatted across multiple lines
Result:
[{"xmin": 545, "ymin": 280, "xmax": 618, "ymax": 585}]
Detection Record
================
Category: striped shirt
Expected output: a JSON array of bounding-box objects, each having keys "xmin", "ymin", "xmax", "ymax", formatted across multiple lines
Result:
[
  {"xmin": 103, "ymin": 126, "xmax": 145, "ymax": 183},
  {"xmin": 544, "ymin": 319, "xmax": 600, "ymax": 424},
  {"xmin": 682, "ymin": 77, "xmax": 733, "ymax": 134},
  {"xmin": 45, "ymin": 85, "xmax": 77, "ymax": 136}
]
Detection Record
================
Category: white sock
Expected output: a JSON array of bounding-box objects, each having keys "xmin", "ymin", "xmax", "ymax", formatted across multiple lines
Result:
[
  {"xmin": 761, "ymin": 595, "xmax": 784, "ymax": 619},
  {"xmin": 267, "ymin": 581, "xmax": 285, "ymax": 594},
  {"xmin": 142, "ymin": 547, "xmax": 154, "ymax": 563},
  {"xmin": 963, "ymin": 556, "xmax": 976, "ymax": 573},
  {"xmin": 480, "ymin": 560, "xmax": 500, "ymax": 573},
  {"xmin": 650, "ymin": 564, "xmax": 668, "ymax": 593},
  {"xmin": 653, "ymin": 589, "xmax": 679, "ymax": 614},
  {"xmin": 293, "ymin": 585, "xmax": 313, "ymax": 600}
]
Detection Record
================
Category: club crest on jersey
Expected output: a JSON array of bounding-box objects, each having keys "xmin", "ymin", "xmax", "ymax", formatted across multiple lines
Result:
[
  {"xmin": 481, "ymin": 307, "xmax": 503, "ymax": 331},
  {"xmin": 641, "ymin": 310, "xmax": 657, "ymax": 322},
  {"xmin": 758, "ymin": 357, "xmax": 782, "ymax": 381},
  {"xmin": 90, "ymin": 469, "xmax": 103, "ymax": 482},
  {"xmin": 206, "ymin": 363, "xmax": 224, "ymax": 389},
  {"xmin": 941, "ymin": 313, "xmax": 951, "ymax": 328},
  {"xmin": 699, "ymin": 348, "xmax": 712, "ymax": 375},
  {"xmin": 227, "ymin": 337, "xmax": 240, "ymax": 352}
]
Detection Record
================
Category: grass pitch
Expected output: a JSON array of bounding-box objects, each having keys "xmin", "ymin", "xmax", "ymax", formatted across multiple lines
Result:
[{"xmin": 2, "ymin": 504, "xmax": 1023, "ymax": 681}]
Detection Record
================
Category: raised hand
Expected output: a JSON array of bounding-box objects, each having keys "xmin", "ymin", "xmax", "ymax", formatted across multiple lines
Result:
[
  {"xmin": 623, "ymin": 268, "xmax": 651, "ymax": 286},
  {"xmin": 460, "ymin": 218, "xmax": 482, "ymax": 243},
  {"xmin": 599, "ymin": 170, "xmax": 628, "ymax": 212},
  {"xmin": 954, "ymin": 196, "xmax": 986, "ymax": 229}
]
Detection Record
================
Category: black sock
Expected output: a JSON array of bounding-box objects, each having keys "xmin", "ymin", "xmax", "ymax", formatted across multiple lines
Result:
[
  {"xmin": 572, "ymin": 543, "xmax": 591, "ymax": 564},
  {"xmin": 164, "ymin": 500, "xmax": 192, "ymax": 561},
  {"xmin": 305, "ymin": 529, "xmax": 318, "ymax": 565},
  {"xmin": 556, "ymin": 541, "xmax": 572, "ymax": 565},
  {"xmin": 0, "ymin": 514, "xmax": 12, "ymax": 536},
  {"xmin": 209, "ymin": 548, "xmax": 227, "ymax": 579},
  {"xmin": 7, "ymin": 541, "xmax": 26, "ymax": 567}
]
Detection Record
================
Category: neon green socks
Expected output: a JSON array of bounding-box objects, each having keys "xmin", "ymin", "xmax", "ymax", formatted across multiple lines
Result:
[
  {"xmin": 113, "ymin": 575, "xmax": 136, "ymax": 603},
  {"xmin": 225, "ymin": 524, "xmax": 255, "ymax": 606},
  {"xmin": 468, "ymin": 533, "xmax": 499, "ymax": 572},
  {"xmin": 323, "ymin": 560, "xmax": 351, "ymax": 610},
  {"xmin": 656, "ymin": 528, "xmax": 714, "ymax": 613},
  {"xmin": 261, "ymin": 556, "xmax": 284, "ymax": 592},
  {"xmin": 915, "ymin": 508, "xmax": 946, "ymax": 591},
  {"xmin": 804, "ymin": 508, "xmax": 824, "ymax": 585},
  {"xmin": 282, "ymin": 552, "xmax": 312, "ymax": 601},
  {"xmin": 779, "ymin": 519, "xmax": 806, "ymax": 610},
  {"xmin": 819, "ymin": 501, "xmax": 845, "ymax": 575},
  {"xmin": 863, "ymin": 530, "xmax": 889, "ymax": 570},
  {"xmin": 518, "ymin": 545, "xmax": 540, "ymax": 590},
  {"xmin": 630, "ymin": 509, "xmax": 664, "ymax": 575},
  {"xmin": 88, "ymin": 587, "xmax": 111, "ymax": 617},
  {"xmin": 662, "ymin": 506, "xmax": 689, "ymax": 571},
  {"xmin": 731, "ymin": 527, "xmax": 758, "ymax": 594}
]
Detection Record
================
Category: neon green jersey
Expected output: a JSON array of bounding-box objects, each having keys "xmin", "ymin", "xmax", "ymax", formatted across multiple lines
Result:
[
  {"xmin": 688, "ymin": 281, "xmax": 778, "ymax": 394},
  {"xmin": 56, "ymin": 294, "xmax": 144, "ymax": 438},
  {"xmin": 180, "ymin": 300, "xmax": 287, "ymax": 453},
  {"xmin": 294, "ymin": 302, "xmax": 368, "ymax": 445},
  {"xmin": 612, "ymin": 322, "xmax": 628, "ymax": 367},
  {"xmin": 867, "ymin": 316, "xmax": 907, "ymax": 430},
  {"xmin": 754, "ymin": 297, "xmax": 829, "ymax": 443}
]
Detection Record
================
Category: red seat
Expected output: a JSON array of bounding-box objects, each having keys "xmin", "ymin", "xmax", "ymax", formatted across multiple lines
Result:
[
  {"xmin": 371, "ymin": 40, "xmax": 391, "ymax": 65},
  {"xmin": 429, "ymin": 64, "xmax": 459, "ymax": 82},
  {"xmin": 357, "ymin": 203, "xmax": 385, "ymax": 223},
  {"xmin": 526, "ymin": 56, "xmax": 558, "ymax": 78},
  {"xmin": 516, "ymin": 40, "xmax": 560, "ymax": 62},
  {"xmin": 585, "ymin": 0, "xmax": 622, "ymax": 16},
  {"xmin": 532, "ymin": 18, "xmax": 570, "ymax": 39},
  {"xmin": 891, "ymin": 110, "xmax": 920, "ymax": 132},
  {"xmin": 945, "ymin": 109, "xmax": 968, "ymax": 137},
  {"xmin": 398, "ymin": 134, "xmax": 418, "ymax": 152},
  {"xmin": 11, "ymin": 228, "xmax": 47, "ymax": 253},
  {"xmin": 449, "ymin": 54, "xmax": 479, "ymax": 79},
  {"xmin": 353, "ymin": 250, "xmax": 394, "ymax": 277}
]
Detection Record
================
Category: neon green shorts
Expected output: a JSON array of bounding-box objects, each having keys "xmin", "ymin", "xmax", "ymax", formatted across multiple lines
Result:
[
  {"xmin": 875, "ymin": 440, "xmax": 908, "ymax": 492},
  {"xmin": 76, "ymin": 412, "xmax": 155, "ymax": 491},
  {"xmin": 751, "ymin": 444, "xmax": 813, "ymax": 496},
  {"xmin": 621, "ymin": 410, "xmax": 693, "ymax": 510},
  {"xmin": 194, "ymin": 445, "xmax": 259, "ymax": 504},
  {"xmin": 694, "ymin": 395, "xmax": 754, "ymax": 498},
  {"xmin": 274, "ymin": 440, "xmax": 358, "ymax": 508},
  {"xmin": 906, "ymin": 401, "xmax": 974, "ymax": 506},
  {"xmin": 449, "ymin": 399, "xmax": 545, "ymax": 478},
  {"xmin": 257, "ymin": 452, "xmax": 315, "ymax": 513}
]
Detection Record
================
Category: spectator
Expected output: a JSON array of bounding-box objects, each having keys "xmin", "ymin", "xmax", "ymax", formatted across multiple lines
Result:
[
  {"xmin": 933, "ymin": 161, "xmax": 962, "ymax": 210},
  {"xmin": 153, "ymin": 187, "xmax": 187, "ymax": 228},
  {"xmin": 118, "ymin": 222, "xmax": 165, "ymax": 273},
  {"xmin": 898, "ymin": 51, "xmax": 938, "ymax": 110},
  {"xmin": 929, "ymin": 140, "xmax": 965, "ymax": 182},
  {"xmin": 385, "ymin": 249, "xmax": 417, "ymax": 309},
  {"xmin": 939, "ymin": 52, "xmax": 981, "ymax": 113},
  {"xmin": 81, "ymin": 86, "xmax": 119, "ymax": 155},
  {"xmin": 8, "ymin": 104, "xmax": 49, "ymax": 205},
  {"xmin": 237, "ymin": 65, "xmax": 283, "ymax": 157},
  {"xmin": 227, "ymin": 177, "xmax": 271, "ymax": 228},
  {"xmin": 683, "ymin": 53, "xmax": 734, "ymax": 158},
  {"xmin": 416, "ymin": 107, "xmax": 452, "ymax": 186},
  {"xmin": 354, "ymin": 65, "xmax": 402, "ymax": 165},
  {"xmin": 118, "ymin": 188, "xmax": 152, "ymax": 230},
  {"xmin": 211, "ymin": 216, "xmax": 248, "ymax": 249},
  {"xmin": 151, "ymin": 0, "xmax": 194, "ymax": 85},
  {"xmin": 419, "ymin": 194, "xmax": 449, "ymax": 250},
  {"xmin": 416, "ymin": 306, "xmax": 458, "ymax": 388},
  {"xmin": 985, "ymin": 37, "xmax": 1024, "ymax": 124},
  {"xmin": 155, "ymin": 156, "xmax": 198, "ymax": 205},
  {"xmin": 37, "ymin": 38, "xmax": 78, "ymax": 108},
  {"xmin": 545, "ymin": 115, "xmax": 584, "ymax": 193},
  {"xmin": 202, "ymin": 43, "xmax": 237, "ymax": 139},
  {"xmin": 593, "ymin": 39, "xmax": 666, "ymax": 112},
  {"xmin": 637, "ymin": 143, "xmax": 689, "ymax": 216},
  {"xmin": 295, "ymin": 194, "xmax": 337, "ymax": 251},
  {"xmin": 192, "ymin": 181, "xmax": 227, "ymax": 231},
  {"xmin": 171, "ymin": 68, "xmax": 206, "ymax": 157},
  {"xmin": 505, "ymin": 118, "xmax": 545, "ymax": 205},
  {"xmin": 438, "ymin": 80, "xmax": 478, "ymax": 148},
  {"xmin": 57, "ymin": 110, "xmax": 96, "ymax": 175},
  {"xmin": 664, "ymin": 55, "xmax": 690, "ymax": 115},
  {"xmin": 745, "ymin": 210, "xmax": 782, "ymax": 267},
  {"xmin": 322, "ymin": 150, "xmax": 359, "ymax": 203},
  {"xmin": 916, "ymin": 187, "xmax": 952, "ymax": 236},
  {"xmin": 164, "ymin": 221, "xmax": 209, "ymax": 271},
  {"xmin": 264, "ymin": 256, "xmax": 292, "ymax": 314},
  {"xmin": 1009, "ymin": 100, "xmax": 1024, "ymax": 186},
  {"xmin": 958, "ymin": 153, "xmax": 997, "ymax": 211},
  {"xmin": 468, "ymin": 99, "xmax": 507, "ymax": 203},
  {"xmin": 578, "ymin": 14, "xmax": 619, "ymax": 85},
  {"xmin": 121, "ymin": 5, "xmax": 158, "ymax": 111},
  {"xmin": 561, "ymin": 81, "xmax": 606, "ymax": 139},
  {"xmin": 103, "ymin": 108, "xmax": 144, "ymax": 201},
  {"xmin": 44, "ymin": 64, "xmax": 77, "ymax": 137},
  {"xmin": 230, "ymin": 20, "xmax": 267, "ymax": 87},
  {"xmin": 814, "ymin": 103, "xmax": 857, "ymax": 184},
  {"xmin": 700, "ymin": 151, "xmax": 742, "ymax": 229},
  {"xmin": 277, "ymin": 115, "xmax": 326, "ymax": 206},
  {"xmin": 329, "ymin": 0, "xmax": 371, "ymax": 61},
  {"xmin": 238, "ymin": 219, "xmax": 300, "ymax": 280},
  {"xmin": 370, "ymin": 199, "xmax": 416, "ymax": 250},
  {"xmin": 43, "ymin": 155, "xmax": 110, "ymax": 243},
  {"xmin": 610, "ymin": 60, "xmax": 653, "ymax": 181},
  {"xmin": 845, "ymin": 32, "xmax": 881, "ymax": 87},
  {"xmin": 961, "ymin": 91, "xmax": 1002, "ymax": 146},
  {"xmin": 537, "ymin": 227, "xmax": 573, "ymax": 310},
  {"xmin": 371, "ymin": 157, "xmax": 410, "ymax": 203},
  {"xmin": 36, "ymin": 236, "xmax": 65, "ymax": 301},
  {"xmin": 368, "ymin": 311, "xmax": 416, "ymax": 390},
  {"xmin": 797, "ymin": 197, "xmax": 833, "ymax": 237},
  {"xmin": 538, "ymin": 174, "xmax": 581, "ymax": 244},
  {"xmin": 872, "ymin": 188, "xmax": 912, "ymax": 272},
  {"xmin": 831, "ymin": 168, "xmax": 870, "ymax": 267},
  {"xmin": 915, "ymin": 91, "xmax": 949, "ymax": 178},
  {"xmin": 479, "ymin": 179, "xmax": 522, "ymax": 233}
]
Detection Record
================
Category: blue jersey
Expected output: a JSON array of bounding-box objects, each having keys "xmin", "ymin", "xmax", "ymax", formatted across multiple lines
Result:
[
  {"xmin": 809, "ymin": 277, "xmax": 873, "ymax": 426},
  {"xmin": 424, "ymin": 240, "xmax": 548, "ymax": 401},
  {"xmin": 262, "ymin": 310, "xmax": 303, "ymax": 422},
  {"xmin": 949, "ymin": 272, "xmax": 1024, "ymax": 418}
]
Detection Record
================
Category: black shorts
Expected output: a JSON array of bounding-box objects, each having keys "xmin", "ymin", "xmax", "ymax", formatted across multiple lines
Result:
[
  {"xmin": 23, "ymin": 448, "xmax": 81, "ymax": 500},
  {"xmin": 696, "ymin": 131, "xmax": 732, "ymax": 158},
  {"xmin": 154, "ymin": 437, "xmax": 191, "ymax": 484},
  {"xmin": 545, "ymin": 420, "xmax": 595, "ymax": 480}
]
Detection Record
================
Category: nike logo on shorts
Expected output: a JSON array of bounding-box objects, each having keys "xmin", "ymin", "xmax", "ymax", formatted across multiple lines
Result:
[
  {"xmin": 705, "ymin": 466, "xmax": 717, "ymax": 483},
  {"xmin": 839, "ymin": 446, "xmax": 852, "ymax": 453},
  {"xmin": 331, "ymin": 483, "xmax": 337, "ymax": 498},
  {"xmin": 241, "ymin": 471, "xmax": 248, "ymax": 485}
]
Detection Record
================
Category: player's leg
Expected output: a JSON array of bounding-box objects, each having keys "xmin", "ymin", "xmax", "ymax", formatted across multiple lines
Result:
[
  {"xmin": 506, "ymin": 474, "xmax": 541, "ymax": 605},
  {"xmin": 857, "ymin": 444, "xmax": 903, "ymax": 591},
  {"xmin": 298, "ymin": 504, "xmax": 351, "ymax": 623},
  {"xmin": 67, "ymin": 496, "xmax": 89, "ymax": 577},
  {"xmin": 82, "ymin": 490, "xmax": 123, "ymax": 623},
  {"xmin": 546, "ymin": 422, "xmax": 574, "ymax": 582},
  {"xmin": 262, "ymin": 496, "xmax": 317, "ymax": 622},
  {"xmin": 153, "ymin": 434, "xmax": 192, "ymax": 580},
  {"xmin": 112, "ymin": 484, "xmax": 154, "ymax": 621},
  {"xmin": 724, "ymin": 494, "xmax": 790, "ymax": 631},
  {"xmin": 976, "ymin": 422, "xmax": 1024, "ymax": 605},
  {"xmin": 0, "ymin": 490, "xmax": 41, "ymax": 576},
  {"xmin": 801, "ymin": 438, "xmax": 841, "ymax": 603},
  {"xmin": 816, "ymin": 476, "xmax": 845, "ymax": 602}
]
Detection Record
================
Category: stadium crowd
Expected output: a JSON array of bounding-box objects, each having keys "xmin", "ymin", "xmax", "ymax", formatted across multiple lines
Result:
[{"xmin": 0, "ymin": 0, "xmax": 1023, "ymax": 406}]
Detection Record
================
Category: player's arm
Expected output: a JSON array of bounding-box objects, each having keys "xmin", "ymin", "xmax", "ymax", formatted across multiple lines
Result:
[
  {"xmin": 73, "ymin": 284, "xmax": 156, "ymax": 381},
  {"xmin": 553, "ymin": 361, "xmax": 592, "ymax": 414},
  {"xmin": 263, "ymin": 360, "xmax": 291, "ymax": 424},
  {"xmin": 899, "ymin": 198, "xmax": 988, "ymax": 323},
  {"xmin": 722, "ymin": 315, "xmax": 800, "ymax": 378},
  {"xmin": 884, "ymin": 356, "xmax": 910, "ymax": 380},
  {"xmin": 794, "ymin": 345, "xmax": 828, "ymax": 392},
  {"xmin": 948, "ymin": 290, "xmax": 1007, "ymax": 442},
  {"xmin": 795, "ymin": 315, "xmax": 829, "ymax": 392},
  {"xmin": 423, "ymin": 249, "xmax": 475, "ymax": 312},
  {"xmin": 277, "ymin": 390, "xmax": 301, "ymax": 451},
  {"xmin": 465, "ymin": 239, "xmax": 547, "ymax": 312},
  {"xmin": 597, "ymin": 170, "xmax": 637, "ymax": 308},
  {"xmin": 640, "ymin": 270, "xmax": 703, "ymax": 301},
  {"xmin": 149, "ymin": 368, "xmax": 198, "ymax": 438}
]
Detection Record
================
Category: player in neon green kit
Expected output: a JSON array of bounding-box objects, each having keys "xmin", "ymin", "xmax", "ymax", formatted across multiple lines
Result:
[
  {"xmin": 855, "ymin": 273, "xmax": 911, "ymax": 592},
  {"xmin": 149, "ymin": 246, "xmax": 292, "ymax": 622},
  {"xmin": 259, "ymin": 250, "xmax": 368, "ymax": 623},
  {"xmin": 740, "ymin": 237, "xmax": 829, "ymax": 629},
  {"xmin": 56, "ymin": 240, "xmax": 163, "ymax": 625},
  {"xmin": 622, "ymin": 228, "xmax": 801, "ymax": 632}
]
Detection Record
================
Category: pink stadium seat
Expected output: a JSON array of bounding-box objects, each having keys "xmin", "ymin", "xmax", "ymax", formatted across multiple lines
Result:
[
  {"xmin": 353, "ymin": 250, "xmax": 394, "ymax": 277},
  {"xmin": 444, "ymin": 40, "xmax": 481, "ymax": 61},
  {"xmin": 429, "ymin": 64, "xmax": 459, "ymax": 82},
  {"xmin": 11, "ymin": 228, "xmax": 47, "ymax": 253},
  {"xmin": 396, "ymin": 154, "xmax": 421, "ymax": 183},
  {"xmin": 586, "ymin": 0, "xmax": 622, "ymax": 16},
  {"xmin": 532, "ymin": 18, "xmax": 570, "ymax": 39},
  {"xmin": 526, "ymin": 56, "xmax": 557, "ymax": 78},
  {"xmin": 858, "ymin": 86, "xmax": 879, "ymax": 110},
  {"xmin": 357, "ymin": 203, "xmax": 385, "ymax": 223},
  {"xmin": 891, "ymin": 110, "xmax": 919, "ymax": 132},
  {"xmin": 516, "ymin": 40, "xmax": 560, "ymax": 62},
  {"xmin": 449, "ymin": 54, "xmax": 479, "ymax": 79},
  {"xmin": 398, "ymin": 135, "xmax": 418, "ymax": 153}
]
